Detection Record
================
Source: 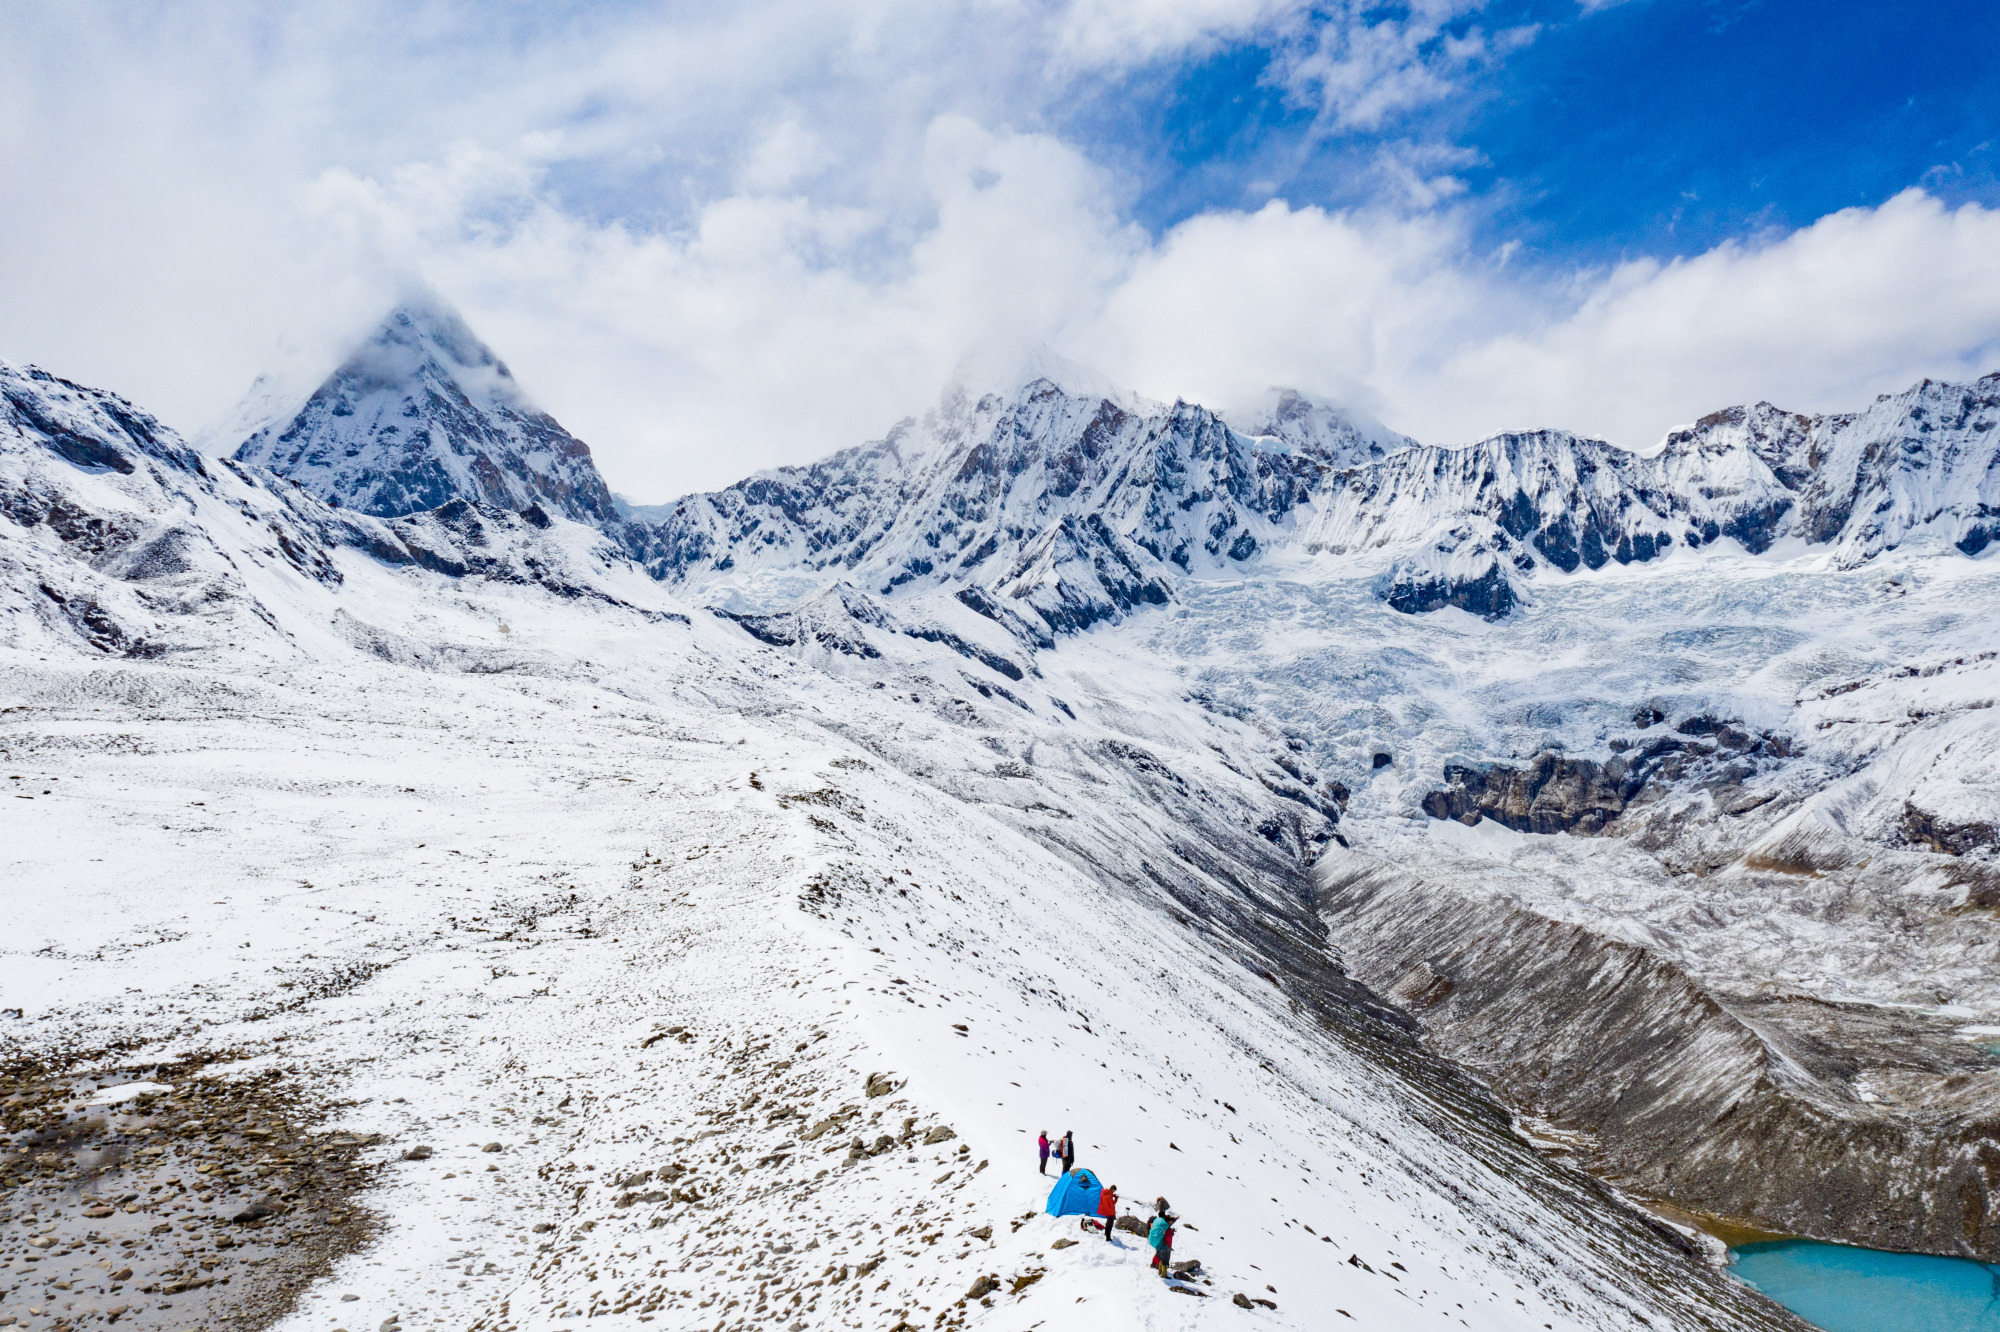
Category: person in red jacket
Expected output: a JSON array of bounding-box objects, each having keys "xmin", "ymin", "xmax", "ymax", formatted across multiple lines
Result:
[{"xmin": 1096, "ymin": 1183, "xmax": 1119, "ymax": 1241}]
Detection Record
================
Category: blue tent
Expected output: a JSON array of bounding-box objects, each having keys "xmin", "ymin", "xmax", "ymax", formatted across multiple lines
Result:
[{"xmin": 1046, "ymin": 1167, "xmax": 1102, "ymax": 1218}]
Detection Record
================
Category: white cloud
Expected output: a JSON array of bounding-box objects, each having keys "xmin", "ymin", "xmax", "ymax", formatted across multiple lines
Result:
[
  {"xmin": 1268, "ymin": 1, "xmax": 1537, "ymax": 132},
  {"xmin": 2, "ymin": 1, "xmax": 1997, "ymax": 500},
  {"xmin": 1431, "ymin": 190, "xmax": 2000, "ymax": 446},
  {"xmin": 1084, "ymin": 188, "xmax": 2000, "ymax": 451}
]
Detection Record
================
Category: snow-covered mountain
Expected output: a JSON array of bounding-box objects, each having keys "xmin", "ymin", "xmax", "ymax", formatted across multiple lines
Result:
[
  {"xmin": 622, "ymin": 370, "xmax": 1347, "ymax": 634},
  {"xmin": 1, "ymin": 346, "xmax": 1813, "ymax": 1332},
  {"xmin": 1223, "ymin": 384, "xmax": 1415, "ymax": 471},
  {"xmin": 9, "ymin": 303, "xmax": 2000, "ymax": 1332},
  {"xmin": 231, "ymin": 295, "xmax": 619, "ymax": 526},
  {"xmin": 215, "ymin": 300, "xmax": 2000, "ymax": 633},
  {"xmin": 628, "ymin": 361, "xmax": 2000, "ymax": 630}
]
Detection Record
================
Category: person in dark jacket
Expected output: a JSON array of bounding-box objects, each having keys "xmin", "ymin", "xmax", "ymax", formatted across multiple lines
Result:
[
  {"xmin": 1058, "ymin": 1130, "xmax": 1075, "ymax": 1174},
  {"xmin": 1096, "ymin": 1183, "xmax": 1119, "ymax": 1241},
  {"xmin": 1037, "ymin": 1131, "xmax": 1050, "ymax": 1174}
]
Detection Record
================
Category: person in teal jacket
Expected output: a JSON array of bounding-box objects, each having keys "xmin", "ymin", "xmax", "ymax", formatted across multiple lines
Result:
[{"xmin": 1148, "ymin": 1211, "xmax": 1175, "ymax": 1276}]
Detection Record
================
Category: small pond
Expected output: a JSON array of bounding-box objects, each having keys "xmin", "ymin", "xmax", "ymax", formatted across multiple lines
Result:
[{"xmin": 1731, "ymin": 1239, "xmax": 2000, "ymax": 1331}]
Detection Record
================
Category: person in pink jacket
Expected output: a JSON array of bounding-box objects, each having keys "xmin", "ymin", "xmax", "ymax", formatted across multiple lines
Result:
[{"xmin": 1037, "ymin": 1130, "xmax": 1051, "ymax": 1174}]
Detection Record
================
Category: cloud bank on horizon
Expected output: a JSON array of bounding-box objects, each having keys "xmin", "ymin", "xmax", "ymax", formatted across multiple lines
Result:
[{"xmin": 2, "ymin": 0, "xmax": 1998, "ymax": 498}]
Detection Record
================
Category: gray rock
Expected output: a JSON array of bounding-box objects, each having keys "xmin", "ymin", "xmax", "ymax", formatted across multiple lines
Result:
[{"xmin": 230, "ymin": 1196, "xmax": 284, "ymax": 1223}]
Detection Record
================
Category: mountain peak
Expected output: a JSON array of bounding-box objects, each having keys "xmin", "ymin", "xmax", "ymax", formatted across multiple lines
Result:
[
  {"xmin": 945, "ymin": 344, "xmax": 1162, "ymax": 417},
  {"xmin": 230, "ymin": 293, "xmax": 617, "ymax": 525},
  {"xmin": 1224, "ymin": 387, "xmax": 1415, "ymax": 471}
]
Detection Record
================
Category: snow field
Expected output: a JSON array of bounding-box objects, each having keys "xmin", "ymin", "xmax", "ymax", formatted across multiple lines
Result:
[{"xmin": 3, "ymin": 611, "xmax": 1785, "ymax": 1332}]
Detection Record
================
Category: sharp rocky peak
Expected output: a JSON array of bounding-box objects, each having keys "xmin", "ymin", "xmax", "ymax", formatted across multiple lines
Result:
[{"xmin": 230, "ymin": 293, "xmax": 618, "ymax": 526}]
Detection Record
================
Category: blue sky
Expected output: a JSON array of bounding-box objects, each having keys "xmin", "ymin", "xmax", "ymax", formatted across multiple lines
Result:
[
  {"xmin": 4, "ymin": 0, "xmax": 2000, "ymax": 495},
  {"xmin": 1091, "ymin": 0, "xmax": 2000, "ymax": 261}
]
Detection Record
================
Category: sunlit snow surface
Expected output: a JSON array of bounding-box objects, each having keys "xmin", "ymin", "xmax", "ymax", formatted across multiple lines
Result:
[
  {"xmin": 20, "ymin": 351, "xmax": 1997, "ymax": 1330},
  {"xmin": 3, "ymin": 555, "xmax": 1790, "ymax": 1332}
]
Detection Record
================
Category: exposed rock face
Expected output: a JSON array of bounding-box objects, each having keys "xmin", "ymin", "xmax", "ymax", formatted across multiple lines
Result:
[
  {"xmin": 1422, "ymin": 753, "xmax": 1639, "ymax": 834},
  {"xmin": 1319, "ymin": 848, "xmax": 2000, "ymax": 1262},
  {"xmin": 1383, "ymin": 524, "xmax": 1519, "ymax": 619},
  {"xmin": 1420, "ymin": 718, "xmax": 1786, "ymax": 834},
  {"xmin": 233, "ymin": 296, "xmax": 619, "ymax": 525},
  {"xmin": 1901, "ymin": 801, "xmax": 2000, "ymax": 857},
  {"xmin": 3, "ymin": 364, "xmax": 207, "ymax": 478},
  {"xmin": 1385, "ymin": 563, "xmax": 1514, "ymax": 618}
]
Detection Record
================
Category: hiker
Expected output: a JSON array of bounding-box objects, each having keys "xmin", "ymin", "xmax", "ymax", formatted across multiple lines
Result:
[
  {"xmin": 1148, "ymin": 1210, "xmax": 1176, "ymax": 1276},
  {"xmin": 1096, "ymin": 1182, "xmax": 1119, "ymax": 1241},
  {"xmin": 1037, "ymin": 1131, "xmax": 1050, "ymax": 1174},
  {"xmin": 1058, "ymin": 1130, "xmax": 1075, "ymax": 1174}
]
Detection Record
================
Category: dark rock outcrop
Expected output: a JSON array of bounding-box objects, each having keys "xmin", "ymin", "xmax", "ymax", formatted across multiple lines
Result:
[
  {"xmin": 1422, "ymin": 753, "xmax": 1638, "ymax": 834},
  {"xmin": 1901, "ymin": 801, "xmax": 2000, "ymax": 856},
  {"xmin": 1422, "ymin": 721, "xmax": 1782, "ymax": 835},
  {"xmin": 1386, "ymin": 563, "xmax": 1515, "ymax": 619}
]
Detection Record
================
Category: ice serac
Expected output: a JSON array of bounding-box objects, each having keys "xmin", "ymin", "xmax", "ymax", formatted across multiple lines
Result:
[{"xmin": 231, "ymin": 295, "xmax": 618, "ymax": 525}]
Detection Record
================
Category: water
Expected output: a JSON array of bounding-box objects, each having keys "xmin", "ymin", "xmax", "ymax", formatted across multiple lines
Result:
[{"xmin": 1731, "ymin": 1240, "xmax": 2000, "ymax": 1331}]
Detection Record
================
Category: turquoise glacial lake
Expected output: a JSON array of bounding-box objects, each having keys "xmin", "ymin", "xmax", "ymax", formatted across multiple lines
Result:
[{"xmin": 1731, "ymin": 1239, "xmax": 2000, "ymax": 1331}]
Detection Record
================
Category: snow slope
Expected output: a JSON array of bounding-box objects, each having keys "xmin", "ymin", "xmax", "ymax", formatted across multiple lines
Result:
[{"xmin": 0, "ymin": 352, "xmax": 1807, "ymax": 1332}]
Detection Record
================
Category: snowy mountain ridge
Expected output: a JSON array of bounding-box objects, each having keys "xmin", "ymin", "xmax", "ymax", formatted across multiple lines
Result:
[
  {"xmin": 623, "ymin": 350, "xmax": 2000, "ymax": 627},
  {"xmin": 220, "ymin": 298, "xmax": 2000, "ymax": 633}
]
